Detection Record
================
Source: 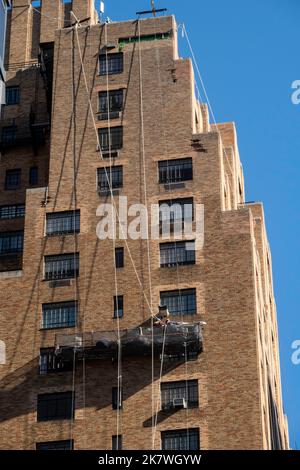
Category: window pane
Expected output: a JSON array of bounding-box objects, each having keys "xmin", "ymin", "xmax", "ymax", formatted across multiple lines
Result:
[
  {"xmin": 99, "ymin": 53, "xmax": 123, "ymax": 75},
  {"xmin": 160, "ymin": 241, "xmax": 195, "ymax": 267},
  {"xmin": 161, "ymin": 380, "xmax": 199, "ymax": 409},
  {"xmin": 6, "ymin": 86, "xmax": 20, "ymax": 105},
  {"xmin": 160, "ymin": 289, "xmax": 196, "ymax": 316},
  {"xmin": 0, "ymin": 204, "xmax": 25, "ymax": 219},
  {"xmin": 0, "ymin": 231, "xmax": 23, "ymax": 254},
  {"xmin": 98, "ymin": 126, "xmax": 123, "ymax": 152},
  {"xmin": 37, "ymin": 392, "xmax": 74, "ymax": 421},
  {"xmin": 36, "ymin": 440, "xmax": 74, "ymax": 450},
  {"xmin": 161, "ymin": 429, "xmax": 199, "ymax": 450},
  {"xmin": 114, "ymin": 295, "xmax": 124, "ymax": 318},
  {"xmin": 5, "ymin": 169, "xmax": 21, "ymax": 189},
  {"xmin": 46, "ymin": 211, "xmax": 80, "ymax": 235},
  {"xmin": 44, "ymin": 253, "xmax": 79, "ymax": 280},
  {"xmin": 42, "ymin": 301, "xmax": 77, "ymax": 329},
  {"xmin": 159, "ymin": 158, "xmax": 193, "ymax": 183},
  {"xmin": 97, "ymin": 166, "xmax": 123, "ymax": 191}
]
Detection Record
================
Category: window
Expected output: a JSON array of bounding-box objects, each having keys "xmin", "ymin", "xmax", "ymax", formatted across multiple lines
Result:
[
  {"xmin": 115, "ymin": 247, "xmax": 124, "ymax": 268},
  {"xmin": 119, "ymin": 32, "xmax": 171, "ymax": 46},
  {"xmin": 42, "ymin": 301, "xmax": 77, "ymax": 329},
  {"xmin": 44, "ymin": 253, "xmax": 79, "ymax": 280},
  {"xmin": 158, "ymin": 158, "xmax": 193, "ymax": 184},
  {"xmin": 0, "ymin": 204, "xmax": 25, "ymax": 219},
  {"xmin": 5, "ymin": 86, "xmax": 20, "ymax": 105},
  {"xmin": 99, "ymin": 53, "xmax": 123, "ymax": 75},
  {"xmin": 112, "ymin": 386, "xmax": 122, "ymax": 410},
  {"xmin": 46, "ymin": 210, "xmax": 80, "ymax": 236},
  {"xmin": 98, "ymin": 126, "xmax": 123, "ymax": 152},
  {"xmin": 161, "ymin": 380, "xmax": 199, "ymax": 410},
  {"xmin": 161, "ymin": 429, "xmax": 199, "ymax": 450},
  {"xmin": 2, "ymin": 126, "xmax": 17, "ymax": 144},
  {"xmin": 39, "ymin": 348, "xmax": 73, "ymax": 374},
  {"xmin": 97, "ymin": 166, "xmax": 123, "ymax": 191},
  {"xmin": 114, "ymin": 295, "xmax": 124, "ymax": 318},
  {"xmin": 36, "ymin": 440, "xmax": 74, "ymax": 450},
  {"xmin": 37, "ymin": 392, "xmax": 74, "ymax": 422},
  {"xmin": 5, "ymin": 169, "xmax": 21, "ymax": 189},
  {"xmin": 99, "ymin": 89, "xmax": 123, "ymax": 118},
  {"xmin": 0, "ymin": 231, "xmax": 23, "ymax": 254},
  {"xmin": 29, "ymin": 166, "xmax": 38, "ymax": 186},
  {"xmin": 159, "ymin": 198, "xmax": 193, "ymax": 233},
  {"xmin": 160, "ymin": 289, "xmax": 196, "ymax": 316},
  {"xmin": 160, "ymin": 241, "xmax": 195, "ymax": 267},
  {"xmin": 112, "ymin": 435, "xmax": 122, "ymax": 450}
]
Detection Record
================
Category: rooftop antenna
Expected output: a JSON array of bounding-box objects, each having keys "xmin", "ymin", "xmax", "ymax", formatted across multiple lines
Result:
[
  {"xmin": 99, "ymin": 1, "xmax": 105, "ymax": 23},
  {"xmin": 136, "ymin": 1, "xmax": 167, "ymax": 17}
]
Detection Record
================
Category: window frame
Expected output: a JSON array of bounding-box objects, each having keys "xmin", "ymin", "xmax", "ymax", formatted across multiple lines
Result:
[
  {"xmin": 41, "ymin": 301, "xmax": 77, "ymax": 330},
  {"xmin": 113, "ymin": 295, "xmax": 124, "ymax": 319},
  {"xmin": 161, "ymin": 428, "xmax": 200, "ymax": 451},
  {"xmin": 46, "ymin": 210, "xmax": 80, "ymax": 236},
  {"xmin": 158, "ymin": 158, "xmax": 193, "ymax": 184},
  {"xmin": 36, "ymin": 440, "xmax": 74, "ymax": 450},
  {"xmin": 112, "ymin": 386, "xmax": 123, "ymax": 410},
  {"xmin": 115, "ymin": 247, "xmax": 124, "ymax": 268},
  {"xmin": 160, "ymin": 288, "xmax": 197, "ymax": 317},
  {"xmin": 0, "ymin": 204, "xmax": 25, "ymax": 219},
  {"xmin": 5, "ymin": 168, "xmax": 21, "ymax": 190},
  {"xmin": 98, "ymin": 89, "xmax": 124, "ymax": 114},
  {"xmin": 160, "ymin": 380, "xmax": 199, "ymax": 410},
  {"xmin": 39, "ymin": 347, "xmax": 73, "ymax": 374},
  {"xmin": 37, "ymin": 391, "xmax": 74, "ymax": 422},
  {"xmin": 0, "ymin": 231, "xmax": 23, "ymax": 255},
  {"xmin": 44, "ymin": 253, "xmax": 79, "ymax": 281},
  {"xmin": 97, "ymin": 166, "xmax": 123, "ymax": 191},
  {"xmin": 159, "ymin": 241, "xmax": 195, "ymax": 267},
  {"xmin": 98, "ymin": 126, "xmax": 123, "ymax": 152},
  {"xmin": 5, "ymin": 85, "xmax": 20, "ymax": 105},
  {"xmin": 99, "ymin": 53, "xmax": 124, "ymax": 76}
]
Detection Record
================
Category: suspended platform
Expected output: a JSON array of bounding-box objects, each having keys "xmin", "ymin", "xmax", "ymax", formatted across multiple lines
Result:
[{"xmin": 55, "ymin": 321, "xmax": 203, "ymax": 362}]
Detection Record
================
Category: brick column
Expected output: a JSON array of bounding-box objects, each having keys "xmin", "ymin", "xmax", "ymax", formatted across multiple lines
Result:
[
  {"xmin": 8, "ymin": 0, "xmax": 31, "ymax": 65},
  {"xmin": 40, "ymin": 0, "xmax": 63, "ymax": 44}
]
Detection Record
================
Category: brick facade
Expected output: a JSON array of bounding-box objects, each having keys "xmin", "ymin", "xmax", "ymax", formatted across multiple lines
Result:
[{"xmin": 0, "ymin": 1, "xmax": 289, "ymax": 450}]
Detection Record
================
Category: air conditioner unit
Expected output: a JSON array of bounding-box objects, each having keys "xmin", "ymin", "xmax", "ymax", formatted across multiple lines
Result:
[{"xmin": 172, "ymin": 398, "xmax": 187, "ymax": 409}]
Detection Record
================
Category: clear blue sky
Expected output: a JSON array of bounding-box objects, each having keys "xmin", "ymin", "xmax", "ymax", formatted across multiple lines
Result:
[{"xmin": 101, "ymin": 0, "xmax": 300, "ymax": 447}]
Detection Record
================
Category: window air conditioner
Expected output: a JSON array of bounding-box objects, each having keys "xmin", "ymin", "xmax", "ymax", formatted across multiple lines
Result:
[{"xmin": 172, "ymin": 397, "xmax": 187, "ymax": 409}]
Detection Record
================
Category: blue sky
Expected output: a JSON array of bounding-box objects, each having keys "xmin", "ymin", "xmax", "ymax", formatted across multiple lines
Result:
[{"xmin": 101, "ymin": 0, "xmax": 300, "ymax": 447}]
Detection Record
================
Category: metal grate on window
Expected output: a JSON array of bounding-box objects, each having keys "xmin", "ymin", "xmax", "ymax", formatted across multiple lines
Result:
[
  {"xmin": 97, "ymin": 166, "xmax": 123, "ymax": 191},
  {"xmin": 98, "ymin": 126, "xmax": 123, "ymax": 152},
  {"xmin": 161, "ymin": 428, "xmax": 199, "ymax": 451},
  {"xmin": 41, "ymin": 301, "xmax": 77, "ymax": 329},
  {"xmin": 161, "ymin": 380, "xmax": 199, "ymax": 410},
  {"xmin": 160, "ymin": 241, "xmax": 195, "ymax": 267},
  {"xmin": 44, "ymin": 253, "xmax": 79, "ymax": 280},
  {"xmin": 0, "ymin": 204, "xmax": 25, "ymax": 219},
  {"xmin": 37, "ymin": 392, "xmax": 74, "ymax": 422},
  {"xmin": 99, "ymin": 89, "xmax": 123, "ymax": 114},
  {"xmin": 160, "ymin": 288, "xmax": 197, "ymax": 316},
  {"xmin": 0, "ymin": 231, "xmax": 23, "ymax": 254},
  {"xmin": 39, "ymin": 348, "xmax": 73, "ymax": 374},
  {"xmin": 46, "ymin": 211, "xmax": 80, "ymax": 236},
  {"xmin": 158, "ymin": 158, "xmax": 193, "ymax": 184},
  {"xmin": 99, "ymin": 53, "xmax": 123, "ymax": 75}
]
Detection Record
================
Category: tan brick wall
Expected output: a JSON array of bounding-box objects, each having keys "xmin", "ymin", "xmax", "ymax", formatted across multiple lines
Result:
[{"xmin": 0, "ymin": 8, "xmax": 289, "ymax": 450}]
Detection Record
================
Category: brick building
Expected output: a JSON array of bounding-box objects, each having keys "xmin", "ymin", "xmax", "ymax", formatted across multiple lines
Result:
[{"xmin": 0, "ymin": 1, "xmax": 289, "ymax": 450}]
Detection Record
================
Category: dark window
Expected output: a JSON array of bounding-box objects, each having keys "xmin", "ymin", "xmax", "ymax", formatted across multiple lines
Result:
[
  {"xmin": 5, "ymin": 86, "xmax": 20, "ymax": 105},
  {"xmin": 99, "ymin": 53, "xmax": 123, "ymax": 75},
  {"xmin": 161, "ymin": 380, "xmax": 199, "ymax": 410},
  {"xmin": 36, "ymin": 440, "xmax": 74, "ymax": 450},
  {"xmin": 29, "ymin": 166, "xmax": 38, "ymax": 186},
  {"xmin": 115, "ymin": 247, "xmax": 124, "ymax": 268},
  {"xmin": 161, "ymin": 428, "xmax": 199, "ymax": 450},
  {"xmin": 0, "ymin": 204, "xmax": 25, "ymax": 219},
  {"xmin": 158, "ymin": 158, "xmax": 193, "ymax": 184},
  {"xmin": 112, "ymin": 386, "xmax": 122, "ymax": 410},
  {"xmin": 44, "ymin": 253, "xmax": 79, "ymax": 280},
  {"xmin": 98, "ymin": 126, "xmax": 123, "ymax": 152},
  {"xmin": 112, "ymin": 435, "xmax": 122, "ymax": 450},
  {"xmin": 5, "ymin": 169, "xmax": 21, "ymax": 189},
  {"xmin": 2, "ymin": 126, "xmax": 17, "ymax": 144},
  {"xmin": 160, "ymin": 289, "xmax": 196, "ymax": 317},
  {"xmin": 99, "ymin": 89, "xmax": 123, "ymax": 116},
  {"xmin": 97, "ymin": 166, "xmax": 123, "ymax": 191},
  {"xmin": 160, "ymin": 241, "xmax": 195, "ymax": 267},
  {"xmin": 114, "ymin": 295, "xmax": 124, "ymax": 318},
  {"xmin": 42, "ymin": 301, "xmax": 77, "ymax": 329},
  {"xmin": 159, "ymin": 198, "xmax": 193, "ymax": 234},
  {"xmin": 39, "ymin": 348, "xmax": 73, "ymax": 374},
  {"xmin": 37, "ymin": 392, "xmax": 74, "ymax": 422},
  {"xmin": 0, "ymin": 231, "xmax": 23, "ymax": 254},
  {"xmin": 119, "ymin": 32, "xmax": 171, "ymax": 46},
  {"xmin": 46, "ymin": 211, "xmax": 80, "ymax": 236}
]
